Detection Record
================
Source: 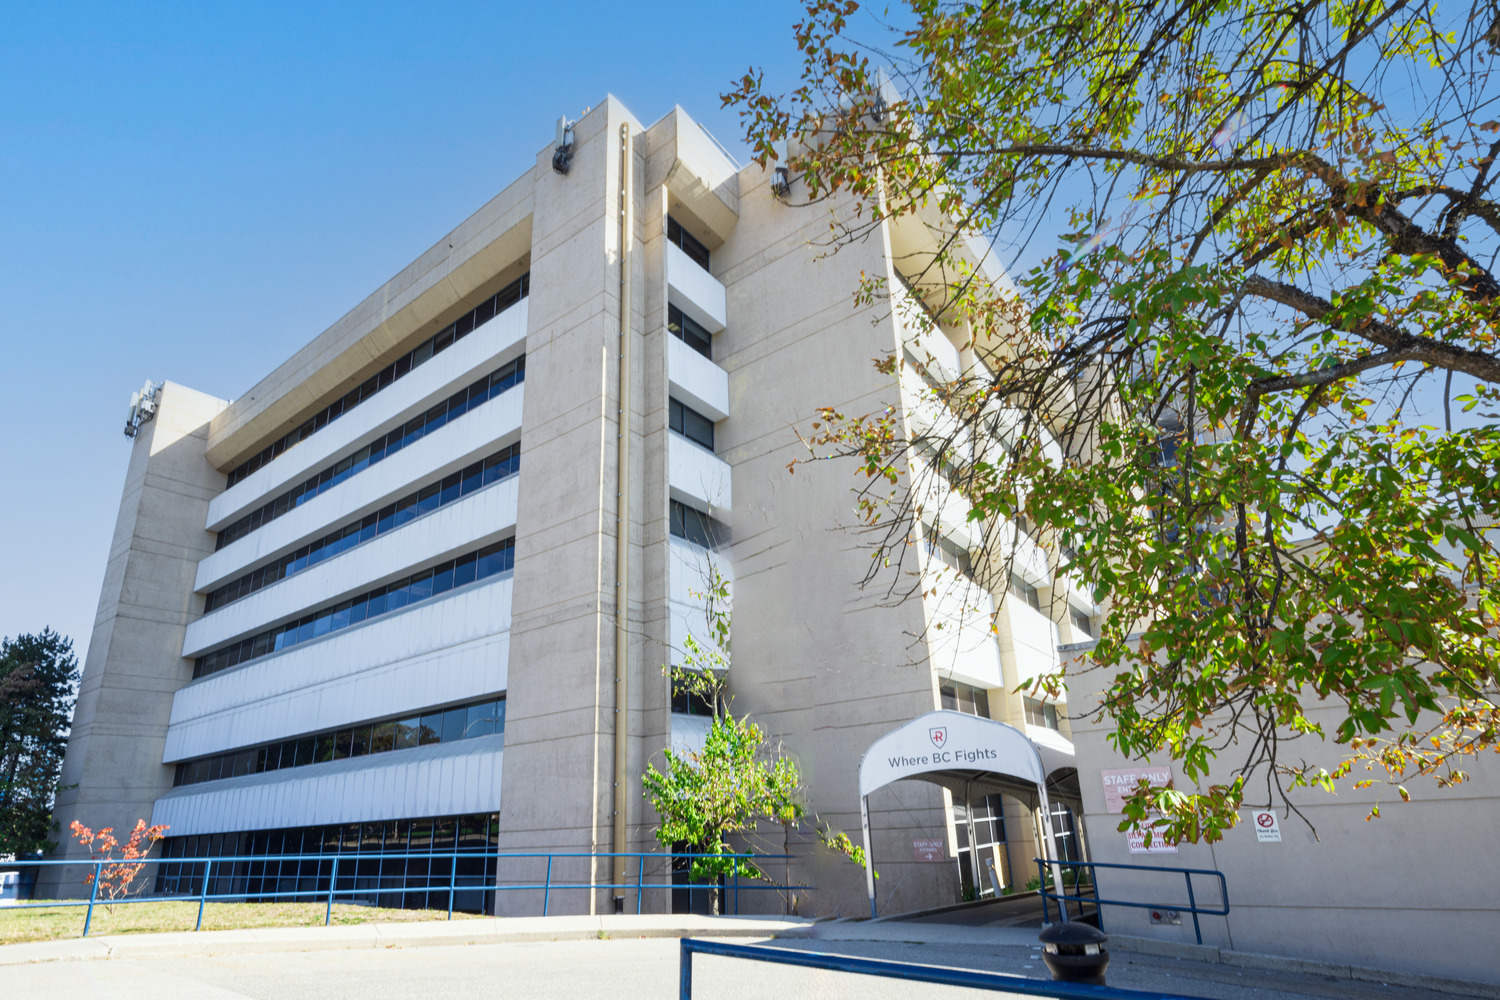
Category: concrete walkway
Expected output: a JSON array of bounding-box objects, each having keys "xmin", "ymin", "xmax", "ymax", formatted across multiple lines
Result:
[{"xmin": 0, "ymin": 913, "xmax": 816, "ymax": 966}]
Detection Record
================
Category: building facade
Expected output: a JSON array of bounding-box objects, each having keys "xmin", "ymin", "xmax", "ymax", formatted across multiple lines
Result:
[{"xmin": 51, "ymin": 97, "xmax": 1086, "ymax": 916}]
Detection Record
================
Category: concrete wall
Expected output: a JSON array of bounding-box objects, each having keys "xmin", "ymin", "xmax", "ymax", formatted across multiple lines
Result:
[
  {"xmin": 1062, "ymin": 644, "xmax": 1500, "ymax": 985},
  {"xmin": 47, "ymin": 382, "xmax": 227, "ymax": 894}
]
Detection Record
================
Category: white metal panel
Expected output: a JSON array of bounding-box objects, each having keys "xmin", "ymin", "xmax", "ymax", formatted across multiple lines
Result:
[
  {"xmin": 195, "ymin": 385, "xmax": 523, "ymax": 591},
  {"xmin": 1003, "ymin": 599, "xmax": 1062, "ymax": 688},
  {"xmin": 670, "ymin": 714, "xmax": 712, "ymax": 755},
  {"xmin": 667, "ymin": 336, "xmax": 729, "ymax": 421},
  {"xmin": 925, "ymin": 584, "xmax": 1005, "ymax": 691},
  {"xmin": 666, "ymin": 242, "xmax": 727, "ymax": 333},
  {"xmin": 668, "ymin": 434, "xmax": 731, "ymax": 513},
  {"xmin": 183, "ymin": 475, "xmax": 518, "ymax": 656},
  {"xmin": 150, "ymin": 737, "xmax": 505, "ymax": 836},
  {"xmin": 207, "ymin": 301, "xmax": 528, "ymax": 529},
  {"xmin": 164, "ymin": 575, "xmax": 511, "ymax": 761}
]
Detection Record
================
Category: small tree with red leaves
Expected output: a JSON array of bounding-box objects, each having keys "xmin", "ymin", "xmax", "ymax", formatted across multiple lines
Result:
[{"xmin": 69, "ymin": 818, "xmax": 169, "ymax": 912}]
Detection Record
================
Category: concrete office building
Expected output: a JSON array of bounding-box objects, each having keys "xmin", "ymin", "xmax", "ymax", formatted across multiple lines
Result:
[{"xmin": 50, "ymin": 96, "xmax": 1089, "ymax": 916}]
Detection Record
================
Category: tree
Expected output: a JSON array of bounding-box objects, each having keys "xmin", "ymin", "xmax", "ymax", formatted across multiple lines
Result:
[
  {"xmin": 726, "ymin": 1, "xmax": 1500, "ymax": 842},
  {"xmin": 0, "ymin": 629, "xmax": 79, "ymax": 854},
  {"xmin": 643, "ymin": 565, "xmax": 869, "ymax": 913},
  {"xmin": 69, "ymin": 819, "xmax": 169, "ymax": 913}
]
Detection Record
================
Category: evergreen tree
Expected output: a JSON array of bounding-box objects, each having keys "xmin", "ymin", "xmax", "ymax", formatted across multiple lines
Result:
[{"xmin": 0, "ymin": 629, "xmax": 79, "ymax": 855}]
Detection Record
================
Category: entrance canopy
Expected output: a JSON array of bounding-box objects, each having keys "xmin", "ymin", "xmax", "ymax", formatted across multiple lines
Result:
[
  {"xmin": 856, "ymin": 710, "xmax": 1076, "ymax": 918},
  {"xmin": 859, "ymin": 710, "xmax": 1074, "ymax": 810}
]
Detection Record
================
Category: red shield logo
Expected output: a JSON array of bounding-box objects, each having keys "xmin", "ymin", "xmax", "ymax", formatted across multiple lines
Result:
[{"xmin": 929, "ymin": 727, "xmax": 947, "ymax": 749}]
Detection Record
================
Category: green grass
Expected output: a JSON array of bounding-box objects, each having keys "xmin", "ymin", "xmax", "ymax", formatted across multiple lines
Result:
[{"xmin": 0, "ymin": 900, "xmax": 483, "ymax": 946}]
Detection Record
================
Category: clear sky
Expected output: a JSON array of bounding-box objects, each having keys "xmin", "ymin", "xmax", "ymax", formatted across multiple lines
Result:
[{"xmin": 0, "ymin": 1, "xmax": 818, "ymax": 665}]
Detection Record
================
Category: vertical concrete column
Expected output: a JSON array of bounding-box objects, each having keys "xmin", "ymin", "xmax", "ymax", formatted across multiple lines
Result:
[
  {"xmin": 495, "ymin": 97, "xmax": 645, "ymax": 916},
  {"xmin": 45, "ymin": 383, "xmax": 227, "ymax": 896}
]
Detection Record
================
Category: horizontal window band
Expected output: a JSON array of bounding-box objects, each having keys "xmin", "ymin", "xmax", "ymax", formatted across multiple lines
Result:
[
  {"xmin": 172, "ymin": 694, "xmax": 505, "ymax": 788},
  {"xmin": 204, "ymin": 444, "xmax": 520, "ymax": 614},
  {"xmin": 226, "ymin": 274, "xmax": 528, "ymax": 489},
  {"xmin": 193, "ymin": 538, "xmax": 515, "ymax": 679},
  {"xmin": 216, "ymin": 355, "xmax": 524, "ymax": 551}
]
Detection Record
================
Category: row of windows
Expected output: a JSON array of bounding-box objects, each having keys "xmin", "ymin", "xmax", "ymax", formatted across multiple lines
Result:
[
  {"xmin": 194, "ymin": 539, "xmax": 515, "ymax": 679},
  {"xmin": 154, "ymin": 813, "xmax": 501, "ymax": 913},
  {"xmin": 1024, "ymin": 696, "xmax": 1061, "ymax": 731},
  {"xmin": 670, "ymin": 498, "xmax": 723, "ymax": 550},
  {"xmin": 1010, "ymin": 573, "xmax": 1041, "ymax": 610},
  {"xmin": 667, "ymin": 216, "xmax": 711, "ymax": 270},
  {"xmin": 941, "ymin": 680, "xmax": 990, "ymax": 718},
  {"xmin": 172, "ymin": 696, "xmax": 505, "ymax": 787},
  {"xmin": 204, "ymin": 445, "xmax": 520, "ymax": 614},
  {"xmin": 1070, "ymin": 608, "xmax": 1094, "ymax": 636},
  {"xmin": 926, "ymin": 529, "xmax": 975, "ymax": 579},
  {"xmin": 227, "ymin": 275, "xmax": 529, "ymax": 488},
  {"xmin": 667, "ymin": 303, "xmax": 712, "ymax": 359},
  {"xmin": 669, "ymin": 398, "xmax": 715, "ymax": 451},
  {"xmin": 217, "ymin": 356, "xmax": 525, "ymax": 550}
]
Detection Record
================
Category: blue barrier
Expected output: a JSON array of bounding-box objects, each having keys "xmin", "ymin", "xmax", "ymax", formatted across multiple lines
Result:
[
  {"xmin": 1035, "ymin": 858, "xmax": 1228, "ymax": 945},
  {"xmin": 1, "ymin": 851, "xmax": 809, "ymax": 935},
  {"xmin": 678, "ymin": 938, "xmax": 1212, "ymax": 999}
]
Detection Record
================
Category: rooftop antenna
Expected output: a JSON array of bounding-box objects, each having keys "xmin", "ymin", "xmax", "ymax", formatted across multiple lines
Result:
[
  {"xmin": 124, "ymin": 380, "xmax": 162, "ymax": 439},
  {"xmin": 552, "ymin": 117, "xmax": 576, "ymax": 175}
]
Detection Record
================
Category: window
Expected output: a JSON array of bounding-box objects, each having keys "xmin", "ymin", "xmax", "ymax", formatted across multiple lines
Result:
[
  {"xmin": 669, "ymin": 398, "xmax": 715, "ymax": 451},
  {"xmin": 667, "ymin": 216, "xmax": 710, "ymax": 270},
  {"xmin": 194, "ymin": 539, "xmax": 515, "ymax": 678},
  {"xmin": 670, "ymin": 499, "xmax": 721, "ymax": 550},
  {"xmin": 225, "ymin": 274, "xmax": 529, "ymax": 488},
  {"xmin": 1024, "ymin": 697, "xmax": 1060, "ymax": 730},
  {"xmin": 667, "ymin": 304, "xmax": 712, "ymax": 359},
  {"xmin": 172, "ymin": 696, "xmax": 507, "ymax": 788},
  {"xmin": 670, "ymin": 672, "xmax": 716, "ymax": 716},
  {"xmin": 925, "ymin": 529, "xmax": 973, "ymax": 579},
  {"xmin": 953, "ymin": 792, "xmax": 1008, "ymax": 897},
  {"xmin": 153, "ymin": 812, "xmax": 501, "ymax": 913},
  {"xmin": 217, "ymin": 356, "xmax": 524, "ymax": 550},
  {"xmin": 940, "ymin": 680, "xmax": 990, "ymax": 718},
  {"xmin": 204, "ymin": 443, "xmax": 520, "ymax": 613},
  {"xmin": 1009, "ymin": 573, "xmax": 1041, "ymax": 611},
  {"xmin": 1070, "ymin": 608, "xmax": 1094, "ymax": 637}
]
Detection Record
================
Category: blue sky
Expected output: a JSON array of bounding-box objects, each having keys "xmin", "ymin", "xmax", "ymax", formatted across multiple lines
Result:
[{"xmin": 0, "ymin": 1, "xmax": 819, "ymax": 663}]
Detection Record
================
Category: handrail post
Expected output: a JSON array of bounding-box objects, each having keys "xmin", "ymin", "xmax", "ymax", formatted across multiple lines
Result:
[
  {"xmin": 196, "ymin": 859, "xmax": 213, "ymax": 931},
  {"xmin": 1035, "ymin": 858, "xmax": 1049, "ymax": 924},
  {"xmin": 82, "ymin": 861, "xmax": 102, "ymax": 937},
  {"xmin": 448, "ymin": 850, "xmax": 457, "ymax": 920},
  {"xmin": 1185, "ymin": 871, "xmax": 1201, "ymax": 945},
  {"xmin": 636, "ymin": 855, "xmax": 644, "ymax": 915},
  {"xmin": 679, "ymin": 938, "xmax": 693, "ymax": 1000},
  {"xmin": 326, "ymin": 856, "xmax": 338, "ymax": 926},
  {"xmin": 542, "ymin": 855, "xmax": 552, "ymax": 917}
]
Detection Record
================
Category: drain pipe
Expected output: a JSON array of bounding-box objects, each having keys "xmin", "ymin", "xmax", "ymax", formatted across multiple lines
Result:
[{"xmin": 611, "ymin": 120, "xmax": 634, "ymax": 910}]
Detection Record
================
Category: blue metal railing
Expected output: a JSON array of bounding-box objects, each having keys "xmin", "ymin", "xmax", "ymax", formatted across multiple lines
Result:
[
  {"xmin": 1035, "ymin": 858, "xmax": 1229, "ymax": 946},
  {"xmin": 1, "ymin": 851, "xmax": 808, "ymax": 936},
  {"xmin": 678, "ymin": 938, "xmax": 1212, "ymax": 1000}
]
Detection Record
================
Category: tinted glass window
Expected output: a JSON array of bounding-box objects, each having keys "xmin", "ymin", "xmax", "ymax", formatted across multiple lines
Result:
[
  {"xmin": 669, "ymin": 399, "xmax": 715, "ymax": 450},
  {"xmin": 667, "ymin": 216, "xmax": 710, "ymax": 270}
]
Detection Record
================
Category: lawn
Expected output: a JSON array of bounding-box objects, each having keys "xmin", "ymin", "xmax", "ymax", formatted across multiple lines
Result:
[{"xmin": 0, "ymin": 900, "xmax": 483, "ymax": 946}]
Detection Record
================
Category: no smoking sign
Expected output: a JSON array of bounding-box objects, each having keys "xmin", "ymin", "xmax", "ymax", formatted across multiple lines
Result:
[{"xmin": 1252, "ymin": 809, "xmax": 1281, "ymax": 842}]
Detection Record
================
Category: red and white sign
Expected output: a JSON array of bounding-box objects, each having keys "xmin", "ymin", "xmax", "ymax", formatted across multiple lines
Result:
[
  {"xmin": 1126, "ymin": 821, "xmax": 1179, "ymax": 855},
  {"xmin": 912, "ymin": 838, "xmax": 945, "ymax": 862},
  {"xmin": 1251, "ymin": 810, "xmax": 1281, "ymax": 843},
  {"xmin": 1100, "ymin": 765, "xmax": 1174, "ymax": 813},
  {"xmin": 928, "ymin": 727, "xmax": 947, "ymax": 749}
]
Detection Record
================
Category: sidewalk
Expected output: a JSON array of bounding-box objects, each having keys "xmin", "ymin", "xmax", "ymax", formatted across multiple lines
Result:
[{"xmin": 0, "ymin": 913, "xmax": 817, "ymax": 966}]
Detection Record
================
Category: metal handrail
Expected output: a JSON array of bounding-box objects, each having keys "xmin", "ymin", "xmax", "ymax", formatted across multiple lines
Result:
[
  {"xmin": 1034, "ymin": 858, "xmax": 1229, "ymax": 946},
  {"xmin": 0, "ymin": 851, "xmax": 808, "ymax": 936},
  {"xmin": 678, "ymin": 937, "xmax": 1213, "ymax": 1000}
]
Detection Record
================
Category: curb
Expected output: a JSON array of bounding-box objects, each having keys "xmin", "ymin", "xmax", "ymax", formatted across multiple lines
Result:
[
  {"xmin": 0, "ymin": 915, "xmax": 816, "ymax": 967},
  {"xmin": 1106, "ymin": 934, "xmax": 1500, "ymax": 999}
]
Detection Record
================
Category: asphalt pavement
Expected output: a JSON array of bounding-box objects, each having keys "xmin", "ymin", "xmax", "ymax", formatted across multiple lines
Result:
[{"xmin": 1, "ymin": 913, "xmax": 1493, "ymax": 1000}]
